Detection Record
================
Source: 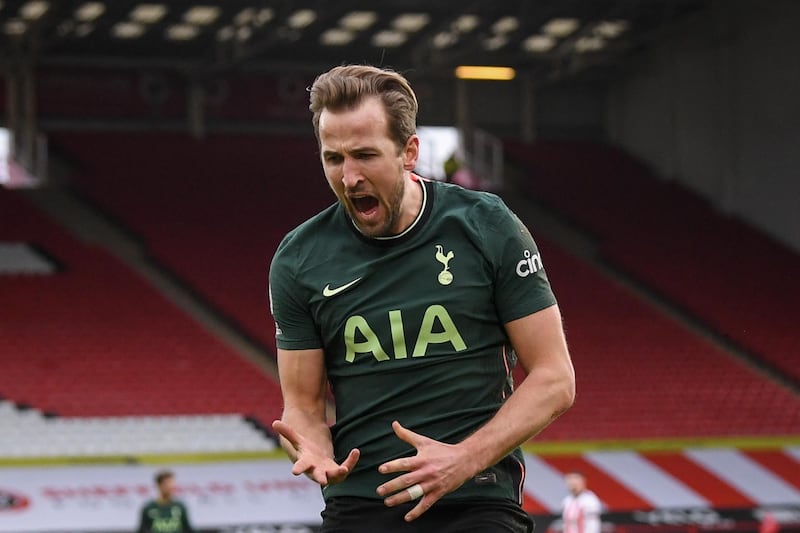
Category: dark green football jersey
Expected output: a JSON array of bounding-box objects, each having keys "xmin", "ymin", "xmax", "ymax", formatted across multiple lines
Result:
[
  {"xmin": 137, "ymin": 500, "xmax": 192, "ymax": 533},
  {"xmin": 269, "ymin": 177, "xmax": 556, "ymax": 503}
]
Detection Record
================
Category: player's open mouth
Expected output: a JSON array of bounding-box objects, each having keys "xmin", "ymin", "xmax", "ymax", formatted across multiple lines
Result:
[{"xmin": 351, "ymin": 195, "xmax": 379, "ymax": 217}]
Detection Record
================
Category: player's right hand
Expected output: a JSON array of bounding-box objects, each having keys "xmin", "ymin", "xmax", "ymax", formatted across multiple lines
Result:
[{"xmin": 272, "ymin": 420, "xmax": 360, "ymax": 486}]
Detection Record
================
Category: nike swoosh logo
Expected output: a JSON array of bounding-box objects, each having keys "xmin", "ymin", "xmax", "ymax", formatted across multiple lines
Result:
[{"xmin": 322, "ymin": 277, "xmax": 362, "ymax": 297}]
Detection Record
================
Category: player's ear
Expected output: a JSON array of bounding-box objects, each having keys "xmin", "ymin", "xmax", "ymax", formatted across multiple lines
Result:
[{"xmin": 401, "ymin": 135, "xmax": 419, "ymax": 171}]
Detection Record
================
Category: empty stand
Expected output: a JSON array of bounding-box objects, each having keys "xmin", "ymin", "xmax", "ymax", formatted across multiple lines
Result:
[
  {"xmin": 527, "ymin": 239, "xmax": 800, "ymax": 441},
  {"xmin": 52, "ymin": 132, "xmax": 333, "ymax": 355},
  {"xmin": 39, "ymin": 132, "xmax": 800, "ymax": 441},
  {"xmin": 0, "ymin": 401, "xmax": 274, "ymax": 457},
  {"xmin": 0, "ymin": 189, "xmax": 284, "ymax": 425},
  {"xmin": 506, "ymin": 140, "xmax": 800, "ymax": 384}
]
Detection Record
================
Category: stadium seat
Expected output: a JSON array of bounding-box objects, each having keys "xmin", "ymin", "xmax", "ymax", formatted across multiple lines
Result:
[
  {"xmin": 0, "ymin": 401, "xmax": 274, "ymax": 457},
  {"xmin": 0, "ymin": 189, "xmax": 285, "ymax": 430},
  {"xmin": 505, "ymin": 139, "xmax": 800, "ymax": 385},
  {"xmin": 9, "ymin": 134, "xmax": 796, "ymax": 444}
]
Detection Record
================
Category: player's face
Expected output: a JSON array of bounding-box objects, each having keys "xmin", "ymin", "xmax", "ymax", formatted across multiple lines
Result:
[
  {"xmin": 565, "ymin": 473, "xmax": 586, "ymax": 495},
  {"xmin": 319, "ymin": 96, "xmax": 419, "ymax": 238},
  {"xmin": 158, "ymin": 476, "xmax": 176, "ymax": 500}
]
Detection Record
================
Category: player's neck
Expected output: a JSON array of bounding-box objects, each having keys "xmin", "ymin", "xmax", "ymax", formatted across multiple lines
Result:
[{"xmin": 395, "ymin": 174, "xmax": 423, "ymax": 234}]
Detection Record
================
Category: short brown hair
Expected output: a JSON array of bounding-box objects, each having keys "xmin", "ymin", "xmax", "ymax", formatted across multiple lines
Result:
[
  {"xmin": 155, "ymin": 469, "xmax": 174, "ymax": 485},
  {"xmin": 309, "ymin": 65, "xmax": 418, "ymax": 150}
]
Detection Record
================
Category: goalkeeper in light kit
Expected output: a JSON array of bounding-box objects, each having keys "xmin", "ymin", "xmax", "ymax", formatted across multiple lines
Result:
[{"xmin": 269, "ymin": 64, "xmax": 575, "ymax": 532}]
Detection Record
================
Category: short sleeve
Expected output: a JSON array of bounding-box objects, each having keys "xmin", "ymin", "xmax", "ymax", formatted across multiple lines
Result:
[
  {"xmin": 484, "ymin": 200, "xmax": 556, "ymax": 324},
  {"xmin": 585, "ymin": 493, "xmax": 603, "ymax": 515},
  {"xmin": 268, "ymin": 237, "xmax": 323, "ymax": 350},
  {"xmin": 179, "ymin": 502, "xmax": 194, "ymax": 532},
  {"xmin": 137, "ymin": 505, "xmax": 149, "ymax": 533}
]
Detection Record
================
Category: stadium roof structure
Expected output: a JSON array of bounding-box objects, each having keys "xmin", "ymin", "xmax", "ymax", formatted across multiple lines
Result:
[{"xmin": 0, "ymin": 0, "xmax": 708, "ymax": 81}]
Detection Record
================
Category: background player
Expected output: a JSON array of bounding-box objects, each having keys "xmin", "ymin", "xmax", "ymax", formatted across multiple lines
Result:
[
  {"xmin": 269, "ymin": 64, "xmax": 575, "ymax": 532},
  {"xmin": 137, "ymin": 470, "xmax": 193, "ymax": 533},
  {"xmin": 562, "ymin": 471, "xmax": 602, "ymax": 533}
]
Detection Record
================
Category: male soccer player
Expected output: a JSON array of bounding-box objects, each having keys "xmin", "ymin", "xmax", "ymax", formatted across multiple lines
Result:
[
  {"xmin": 562, "ymin": 471, "xmax": 602, "ymax": 533},
  {"xmin": 269, "ymin": 64, "xmax": 575, "ymax": 532},
  {"xmin": 137, "ymin": 470, "xmax": 193, "ymax": 533}
]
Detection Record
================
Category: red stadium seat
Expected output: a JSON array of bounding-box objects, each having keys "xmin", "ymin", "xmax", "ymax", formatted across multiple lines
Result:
[
  {"xmin": 0, "ymin": 189, "xmax": 283, "ymax": 424},
  {"xmin": 506, "ymin": 139, "xmax": 800, "ymax": 385},
  {"xmin": 23, "ymin": 132, "xmax": 799, "ymax": 441},
  {"xmin": 50, "ymin": 131, "xmax": 333, "ymax": 355}
]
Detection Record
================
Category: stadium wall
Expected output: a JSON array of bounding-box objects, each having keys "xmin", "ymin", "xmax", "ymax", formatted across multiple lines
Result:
[
  {"xmin": 536, "ymin": 82, "xmax": 607, "ymax": 141},
  {"xmin": 4, "ymin": 2, "xmax": 796, "ymax": 251},
  {"xmin": 606, "ymin": 0, "xmax": 800, "ymax": 252}
]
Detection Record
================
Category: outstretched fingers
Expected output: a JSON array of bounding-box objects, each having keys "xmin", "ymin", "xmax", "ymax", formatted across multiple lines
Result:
[
  {"xmin": 341, "ymin": 447, "xmax": 361, "ymax": 472},
  {"xmin": 384, "ymin": 482, "xmax": 439, "ymax": 522},
  {"xmin": 405, "ymin": 496, "xmax": 435, "ymax": 522},
  {"xmin": 391, "ymin": 420, "xmax": 425, "ymax": 447},
  {"xmin": 378, "ymin": 421, "xmax": 474, "ymax": 521},
  {"xmin": 272, "ymin": 419, "xmax": 301, "ymax": 448},
  {"xmin": 327, "ymin": 448, "xmax": 361, "ymax": 484},
  {"xmin": 271, "ymin": 420, "xmax": 360, "ymax": 487}
]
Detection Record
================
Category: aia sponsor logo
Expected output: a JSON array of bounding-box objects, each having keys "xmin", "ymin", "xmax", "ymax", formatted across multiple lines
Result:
[{"xmin": 0, "ymin": 488, "xmax": 30, "ymax": 511}]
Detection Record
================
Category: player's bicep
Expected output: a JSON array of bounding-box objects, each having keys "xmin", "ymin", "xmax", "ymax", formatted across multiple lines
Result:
[
  {"xmin": 277, "ymin": 347, "xmax": 328, "ymax": 419},
  {"xmin": 504, "ymin": 304, "xmax": 572, "ymax": 379}
]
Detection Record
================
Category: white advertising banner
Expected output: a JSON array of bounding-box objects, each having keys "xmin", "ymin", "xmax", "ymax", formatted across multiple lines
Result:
[
  {"xmin": 0, "ymin": 460, "xmax": 323, "ymax": 532},
  {"xmin": 3, "ymin": 448, "xmax": 797, "ymax": 532},
  {"xmin": 0, "ymin": 128, "xmax": 10, "ymax": 184}
]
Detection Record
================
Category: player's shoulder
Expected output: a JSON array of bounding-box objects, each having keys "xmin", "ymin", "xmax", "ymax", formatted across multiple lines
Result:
[
  {"xmin": 429, "ymin": 179, "xmax": 510, "ymax": 221},
  {"xmin": 141, "ymin": 499, "xmax": 158, "ymax": 510},
  {"xmin": 581, "ymin": 490, "xmax": 602, "ymax": 504},
  {"xmin": 430, "ymin": 178, "xmax": 504, "ymax": 207},
  {"xmin": 274, "ymin": 202, "xmax": 341, "ymax": 257}
]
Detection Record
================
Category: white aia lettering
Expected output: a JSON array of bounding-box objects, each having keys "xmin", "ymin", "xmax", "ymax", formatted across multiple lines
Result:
[{"xmin": 516, "ymin": 250, "xmax": 543, "ymax": 277}]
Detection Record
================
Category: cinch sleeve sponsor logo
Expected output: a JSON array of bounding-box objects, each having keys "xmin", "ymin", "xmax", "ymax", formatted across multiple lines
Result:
[
  {"xmin": 516, "ymin": 250, "xmax": 543, "ymax": 278},
  {"xmin": 0, "ymin": 488, "xmax": 31, "ymax": 511}
]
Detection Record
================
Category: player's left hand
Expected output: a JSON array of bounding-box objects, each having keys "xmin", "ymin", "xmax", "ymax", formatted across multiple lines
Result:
[{"xmin": 376, "ymin": 420, "xmax": 478, "ymax": 522}]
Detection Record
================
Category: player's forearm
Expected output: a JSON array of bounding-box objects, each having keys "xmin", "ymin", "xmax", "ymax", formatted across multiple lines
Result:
[{"xmin": 459, "ymin": 362, "xmax": 575, "ymax": 474}]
